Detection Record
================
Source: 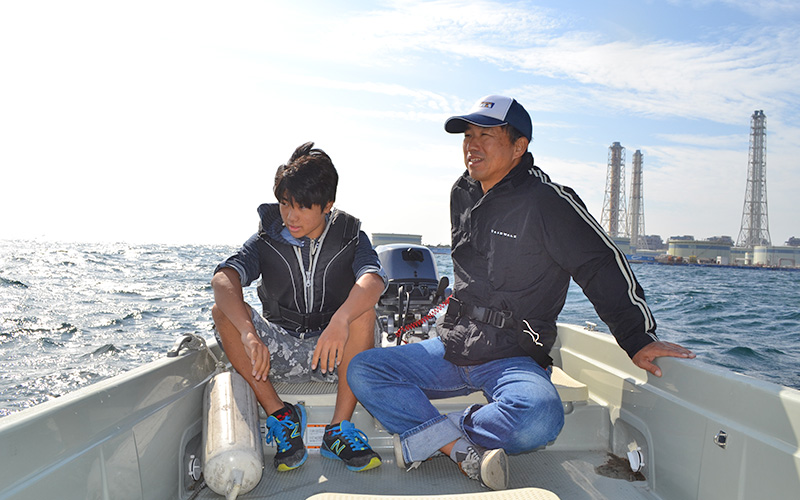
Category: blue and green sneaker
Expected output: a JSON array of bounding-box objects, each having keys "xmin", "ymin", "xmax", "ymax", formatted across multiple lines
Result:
[
  {"xmin": 321, "ymin": 420, "xmax": 382, "ymax": 471},
  {"xmin": 265, "ymin": 402, "xmax": 308, "ymax": 471}
]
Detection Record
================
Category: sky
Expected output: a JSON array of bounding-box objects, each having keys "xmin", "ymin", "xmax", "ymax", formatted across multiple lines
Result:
[{"xmin": 1, "ymin": 0, "xmax": 798, "ymax": 247}]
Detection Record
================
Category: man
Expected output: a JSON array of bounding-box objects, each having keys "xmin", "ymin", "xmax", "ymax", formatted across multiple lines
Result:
[
  {"xmin": 211, "ymin": 142, "xmax": 385, "ymax": 473},
  {"xmin": 347, "ymin": 96, "xmax": 695, "ymax": 490}
]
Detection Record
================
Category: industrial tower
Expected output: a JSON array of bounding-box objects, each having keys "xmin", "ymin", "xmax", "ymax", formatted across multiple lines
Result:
[
  {"xmin": 601, "ymin": 142, "xmax": 628, "ymax": 238},
  {"xmin": 628, "ymin": 150, "xmax": 648, "ymax": 250},
  {"xmin": 736, "ymin": 110, "xmax": 771, "ymax": 248}
]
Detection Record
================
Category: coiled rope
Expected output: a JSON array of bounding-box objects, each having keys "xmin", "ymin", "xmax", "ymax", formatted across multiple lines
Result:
[{"xmin": 394, "ymin": 295, "xmax": 451, "ymax": 340}]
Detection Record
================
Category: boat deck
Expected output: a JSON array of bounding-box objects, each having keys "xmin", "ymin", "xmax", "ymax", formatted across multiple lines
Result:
[
  {"xmin": 191, "ymin": 449, "xmax": 656, "ymax": 500},
  {"xmin": 190, "ymin": 373, "xmax": 658, "ymax": 500}
]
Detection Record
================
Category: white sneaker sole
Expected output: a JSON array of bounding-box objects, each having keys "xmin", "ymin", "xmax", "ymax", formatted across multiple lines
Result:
[
  {"xmin": 392, "ymin": 434, "xmax": 406, "ymax": 469},
  {"xmin": 480, "ymin": 448, "xmax": 509, "ymax": 490}
]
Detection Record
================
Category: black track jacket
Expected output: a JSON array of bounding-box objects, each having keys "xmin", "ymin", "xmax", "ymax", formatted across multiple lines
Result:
[{"xmin": 439, "ymin": 152, "xmax": 658, "ymax": 366}]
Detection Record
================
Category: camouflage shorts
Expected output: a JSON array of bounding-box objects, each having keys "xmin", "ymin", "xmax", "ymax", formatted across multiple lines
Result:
[{"xmin": 215, "ymin": 306, "xmax": 337, "ymax": 384}]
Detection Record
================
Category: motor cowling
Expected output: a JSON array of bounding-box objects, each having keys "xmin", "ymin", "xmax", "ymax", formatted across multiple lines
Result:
[{"xmin": 375, "ymin": 244, "xmax": 449, "ymax": 344}]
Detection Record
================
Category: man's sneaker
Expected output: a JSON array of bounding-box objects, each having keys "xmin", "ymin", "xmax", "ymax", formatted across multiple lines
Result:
[
  {"xmin": 392, "ymin": 433, "xmax": 423, "ymax": 471},
  {"xmin": 321, "ymin": 420, "xmax": 382, "ymax": 471},
  {"xmin": 392, "ymin": 433, "xmax": 406, "ymax": 469},
  {"xmin": 456, "ymin": 445, "xmax": 509, "ymax": 490},
  {"xmin": 265, "ymin": 402, "xmax": 307, "ymax": 471}
]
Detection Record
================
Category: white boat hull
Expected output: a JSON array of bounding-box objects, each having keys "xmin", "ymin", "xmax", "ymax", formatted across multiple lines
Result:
[{"xmin": 1, "ymin": 324, "xmax": 798, "ymax": 499}]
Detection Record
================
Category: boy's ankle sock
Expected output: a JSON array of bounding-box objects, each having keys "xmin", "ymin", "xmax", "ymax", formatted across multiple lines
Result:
[
  {"xmin": 265, "ymin": 402, "xmax": 308, "ymax": 471},
  {"xmin": 271, "ymin": 403, "xmax": 292, "ymax": 420},
  {"xmin": 449, "ymin": 437, "xmax": 472, "ymax": 463}
]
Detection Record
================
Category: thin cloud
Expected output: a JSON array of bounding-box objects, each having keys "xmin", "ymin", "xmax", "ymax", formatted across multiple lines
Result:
[
  {"xmin": 287, "ymin": 1, "xmax": 800, "ymax": 127},
  {"xmin": 488, "ymin": 29, "xmax": 799, "ymax": 124},
  {"xmin": 676, "ymin": 0, "xmax": 800, "ymax": 18},
  {"xmin": 143, "ymin": 1, "xmax": 799, "ymax": 128},
  {"xmin": 655, "ymin": 133, "xmax": 746, "ymax": 149}
]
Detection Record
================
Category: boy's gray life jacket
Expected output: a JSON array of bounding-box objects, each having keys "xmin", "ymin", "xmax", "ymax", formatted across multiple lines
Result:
[{"xmin": 255, "ymin": 206, "xmax": 360, "ymax": 334}]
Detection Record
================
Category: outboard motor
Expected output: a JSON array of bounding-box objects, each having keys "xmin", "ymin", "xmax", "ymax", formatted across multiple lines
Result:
[{"xmin": 375, "ymin": 244, "xmax": 450, "ymax": 345}]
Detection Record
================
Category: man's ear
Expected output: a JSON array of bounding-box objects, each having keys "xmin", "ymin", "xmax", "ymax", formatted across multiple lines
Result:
[
  {"xmin": 323, "ymin": 201, "xmax": 334, "ymax": 214},
  {"xmin": 513, "ymin": 137, "xmax": 529, "ymax": 159}
]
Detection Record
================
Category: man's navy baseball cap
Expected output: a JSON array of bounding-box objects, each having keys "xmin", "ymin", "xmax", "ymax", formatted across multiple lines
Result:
[{"xmin": 445, "ymin": 95, "xmax": 532, "ymax": 141}]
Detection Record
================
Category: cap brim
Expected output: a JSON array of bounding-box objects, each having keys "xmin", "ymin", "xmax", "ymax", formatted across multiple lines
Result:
[{"xmin": 445, "ymin": 114, "xmax": 507, "ymax": 134}]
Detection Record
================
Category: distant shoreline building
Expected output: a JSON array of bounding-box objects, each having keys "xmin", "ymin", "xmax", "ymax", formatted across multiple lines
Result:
[
  {"xmin": 667, "ymin": 237, "xmax": 732, "ymax": 264},
  {"xmin": 666, "ymin": 237, "xmax": 800, "ymax": 268},
  {"xmin": 753, "ymin": 246, "xmax": 799, "ymax": 267}
]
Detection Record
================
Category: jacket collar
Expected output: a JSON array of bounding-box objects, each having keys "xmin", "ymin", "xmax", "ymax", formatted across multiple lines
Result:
[{"xmin": 505, "ymin": 152, "xmax": 535, "ymax": 189}]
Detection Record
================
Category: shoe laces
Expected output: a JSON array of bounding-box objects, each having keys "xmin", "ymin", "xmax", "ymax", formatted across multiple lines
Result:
[
  {"xmin": 265, "ymin": 415, "xmax": 297, "ymax": 453},
  {"xmin": 458, "ymin": 446, "xmax": 482, "ymax": 480},
  {"xmin": 330, "ymin": 420, "xmax": 370, "ymax": 451}
]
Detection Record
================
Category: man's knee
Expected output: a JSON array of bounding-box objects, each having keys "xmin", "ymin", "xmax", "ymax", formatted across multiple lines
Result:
[
  {"xmin": 346, "ymin": 348, "xmax": 385, "ymax": 395},
  {"xmin": 346, "ymin": 350, "xmax": 368, "ymax": 396},
  {"xmin": 500, "ymin": 397, "xmax": 565, "ymax": 453}
]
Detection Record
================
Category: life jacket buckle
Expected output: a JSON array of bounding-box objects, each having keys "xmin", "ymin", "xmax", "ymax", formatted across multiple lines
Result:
[{"xmin": 448, "ymin": 298, "xmax": 512, "ymax": 329}]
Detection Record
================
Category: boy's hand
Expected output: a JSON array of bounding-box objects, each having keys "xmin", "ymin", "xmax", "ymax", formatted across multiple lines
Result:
[
  {"xmin": 242, "ymin": 331, "xmax": 271, "ymax": 381},
  {"xmin": 312, "ymin": 316, "xmax": 349, "ymax": 374}
]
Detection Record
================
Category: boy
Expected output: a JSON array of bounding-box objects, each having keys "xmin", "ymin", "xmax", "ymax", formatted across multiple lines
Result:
[{"xmin": 211, "ymin": 142, "xmax": 386, "ymax": 472}]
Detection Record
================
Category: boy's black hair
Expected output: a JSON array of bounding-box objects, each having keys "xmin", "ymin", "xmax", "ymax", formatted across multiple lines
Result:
[{"xmin": 273, "ymin": 142, "xmax": 338, "ymax": 209}]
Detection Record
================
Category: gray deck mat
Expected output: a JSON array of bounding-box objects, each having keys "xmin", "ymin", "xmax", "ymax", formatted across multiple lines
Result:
[{"xmin": 192, "ymin": 450, "xmax": 657, "ymax": 500}]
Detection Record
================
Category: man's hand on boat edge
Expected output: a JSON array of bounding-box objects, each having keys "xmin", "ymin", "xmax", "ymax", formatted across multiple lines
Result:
[{"xmin": 632, "ymin": 341, "xmax": 696, "ymax": 377}]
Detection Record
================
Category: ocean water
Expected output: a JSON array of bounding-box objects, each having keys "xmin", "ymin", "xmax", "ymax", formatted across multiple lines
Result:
[
  {"xmin": 560, "ymin": 262, "xmax": 800, "ymax": 390},
  {"xmin": 2, "ymin": 240, "xmax": 799, "ymax": 417}
]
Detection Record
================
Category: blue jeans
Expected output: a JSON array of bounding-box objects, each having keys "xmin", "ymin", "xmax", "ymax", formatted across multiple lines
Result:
[{"xmin": 347, "ymin": 338, "xmax": 564, "ymax": 464}]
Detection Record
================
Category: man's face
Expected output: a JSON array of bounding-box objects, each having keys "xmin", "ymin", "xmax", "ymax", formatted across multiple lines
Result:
[
  {"xmin": 279, "ymin": 198, "xmax": 333, "ymax": 240},
  {"xmin": 462, "ymin": 123, "xmax": 526, "ymax": 193}
]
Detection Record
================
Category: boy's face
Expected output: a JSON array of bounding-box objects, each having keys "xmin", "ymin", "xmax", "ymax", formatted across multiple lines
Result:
[{"xmin": 279, "ymin": 197, "xmax": 333, "ymax": 240}]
